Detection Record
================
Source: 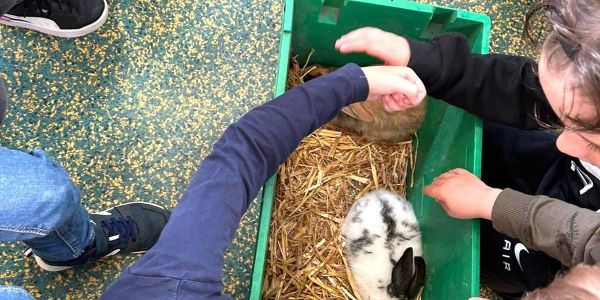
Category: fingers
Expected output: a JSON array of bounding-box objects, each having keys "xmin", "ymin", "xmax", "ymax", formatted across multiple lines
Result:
[
  {"xmin": 336, "ymin": 37, "xmax": 370, "ymax": 54},
  {"xmin": 436, "ymin": 168, "xmax": 471, "ymax": 177},
  {"xmin": 392, "ymin": 94, "xmax": 413, "ymax": 107},
  {"xmin": 394, "ymin": 67, "xmax": 427, "ymax": 105},
  {"xmin": 383, "ymin": 101, "xmax": 393, "ymax": 112},
  {"xmin": 370, "ymin": 68, "xmax": 418, "ymax": 99},
  {"xmin": 432, "ymin": 171, "xmax": 454, "ymax": 184},
  {"xmin": 382, "ymin": 95, "xmax": 399, "ymax": 112},
  {"xmin": 422, "ymin": 183, "xmax": 440, "ymax": 199},
  {"xmin": 382, "ymin": 94, "xmax": 408, "ymax": 112},
  {"xmin": 335, "ymin": 27, "xmax": 379, "ymax": 53},
  {"xmin": 339, "ymin": 27, "xmax": 379, "ymax": 41},
  {"xmin": 369, "ymin": 66, "xmax": 425, "ymax": 105},
  {"xmin": 336, "ymin": 28, "xmax": 398, "ymax": 63},
  {"xmin": 423, "ymin": 169, "xmax": 465, "ymax": 198},
  {"xmin": 382, "ymin": 94, "xmax": 417, "ymax": 112},
  {"xmin": 336, "ymin": 27, "xmax": 411, "ymax": 66},
  {"xmin": 398, "ymin": 94, "xmax": 413, "ymax": 107},
  {"xmin": 389, "ymin": 75, "xmax": 419, "ymax": 100},
  {"xmin": 362, "ymin": 65, "xmax": 425, "ymax": 110},
  {"xmin": 423, "ymin": 184, "xmax": 453, "ymax": 217}
]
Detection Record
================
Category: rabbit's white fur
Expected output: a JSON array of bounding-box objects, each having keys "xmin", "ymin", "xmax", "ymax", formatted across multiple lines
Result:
[{"xmin": 341, "ymin": 189, "xmax": 422, "ymax": 300}]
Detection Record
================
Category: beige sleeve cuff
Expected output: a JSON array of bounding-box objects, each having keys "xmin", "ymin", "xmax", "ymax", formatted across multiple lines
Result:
[{"xmin": 490, "ymin": 188, "xmax": 537, "ymax": 244}]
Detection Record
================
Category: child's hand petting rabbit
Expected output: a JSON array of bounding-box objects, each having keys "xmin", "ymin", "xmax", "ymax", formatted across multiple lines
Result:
[
  {"xmin": 423, "ymin": 168, "xmax": 502, "ymax": 220},
  {"xmin": 361, "ymin": 66, "xmax": 427, "ymax": 111},
  {"xmin": 336, "ymin": 27, "xmax": 412, "ymax": 67}
]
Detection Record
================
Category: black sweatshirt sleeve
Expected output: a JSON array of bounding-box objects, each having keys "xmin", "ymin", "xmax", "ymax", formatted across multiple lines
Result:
[{"xmin": 407, "ymin": 33, "xmax": 559, "ymax": 129}]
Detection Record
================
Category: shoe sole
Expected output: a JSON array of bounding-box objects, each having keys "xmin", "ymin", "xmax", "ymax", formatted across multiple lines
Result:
[
  {"xmin": 31, "ymin": 254, "xmax": 74, "ymax": 272},
  {"xmin": 0, "ymin": 0, "xmax": 108, "ymax": 38},
  {"xmin": 94, "ymin": 201, "xmax": 167, "ymax": 213},
  {"xmin": 29, "ymin": 249, "xmax": 149, "ymax": 272}
]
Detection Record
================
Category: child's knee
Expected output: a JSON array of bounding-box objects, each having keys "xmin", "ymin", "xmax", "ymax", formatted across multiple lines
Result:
[
  {"xmin": 23, "ymin": 150, "xmax": 80, "ymax": 207},
  {"xmin": 40, "ymin": 174, "xmax": 81, "ymax": 221},
  {"xmin": 0, "ymin": 148, "xmax": 82, "ymax": 235},
  {"xmin": 32, "ymin": 161, "xmax": 82, "ymax": 227}
]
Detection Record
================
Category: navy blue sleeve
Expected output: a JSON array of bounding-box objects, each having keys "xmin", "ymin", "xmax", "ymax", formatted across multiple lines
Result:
[{"xmin": 99, "ymin": 63, "xmax": 369, "ymax": 300}]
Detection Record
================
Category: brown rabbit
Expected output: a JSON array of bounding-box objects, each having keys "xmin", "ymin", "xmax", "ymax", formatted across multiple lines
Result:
[
  {"xmin": 332, "ymin": 100, "xmax": 427, "ymax": 142},
  {"xmin": 306, "ymin": 65, "xmax": 427, "ymax": 142},
  {"xmin": 305, "ymin": 64, "xmax": 337, "ymax": 78}
]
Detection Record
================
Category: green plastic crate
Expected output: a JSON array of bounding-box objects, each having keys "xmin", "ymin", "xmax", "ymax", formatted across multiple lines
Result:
[{"xmin": 250, "ymin": 1, "xmax": 491, "ymax": 299}]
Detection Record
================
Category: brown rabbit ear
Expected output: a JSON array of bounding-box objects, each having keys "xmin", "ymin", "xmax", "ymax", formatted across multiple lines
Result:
[{"xmin": 341, "ymin": 102, "xmax": 376, "ymax": 123}]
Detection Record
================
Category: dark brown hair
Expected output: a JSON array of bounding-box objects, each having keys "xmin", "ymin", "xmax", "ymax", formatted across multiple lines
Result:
[
  {"xmin": 522, "ymin": 264, "xmax": 600, "ymax": 300},
  {"xmin": 525, "ymin": 0, "xmax": 600, "ymax": 133}
]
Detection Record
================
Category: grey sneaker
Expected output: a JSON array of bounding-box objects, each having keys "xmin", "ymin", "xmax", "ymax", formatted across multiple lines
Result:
[
  {"xmin": 0, "ymin": 77, "xmax": 7, "ymax": 126},
  {"xmin": 27, "ymin": 202, "xmax": 171, "ymax": 272}
]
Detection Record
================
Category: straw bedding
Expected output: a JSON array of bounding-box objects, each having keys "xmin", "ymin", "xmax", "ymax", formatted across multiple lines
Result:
[{"xmin": 262, "ymin": 56, "xmax": 415, "ymax": 299}]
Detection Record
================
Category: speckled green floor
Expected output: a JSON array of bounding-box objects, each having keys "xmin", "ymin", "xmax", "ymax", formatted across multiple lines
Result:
[{"xmin": 0, "ymin": 0, "xmax": 536, "ymax": 299}]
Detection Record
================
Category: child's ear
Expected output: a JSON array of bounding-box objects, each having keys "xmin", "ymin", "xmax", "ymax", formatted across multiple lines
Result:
[
  {"xmin": 388, "ymin": 247, "xmax": 414, "ymax": 298},
  {"xmin": 408, "ymin": 256, "xmax": 426, "ymax": 298}
]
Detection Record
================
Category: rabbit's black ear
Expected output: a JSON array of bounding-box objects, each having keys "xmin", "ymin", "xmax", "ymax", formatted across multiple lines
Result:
[
  {"xmin": 407, "ymin": 256, "xmax": 426, "ymax": 298},
  {"xmin": 388, "ymin": 247, "xmax": 414, "ymax": 298}
]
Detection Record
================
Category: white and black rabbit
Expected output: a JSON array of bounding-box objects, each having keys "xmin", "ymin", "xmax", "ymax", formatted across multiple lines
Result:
[{"xmin": 341, "ymin": 189, "xmax": 426, "ymax": 300}]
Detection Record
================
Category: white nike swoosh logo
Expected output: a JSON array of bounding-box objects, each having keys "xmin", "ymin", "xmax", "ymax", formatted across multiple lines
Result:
[
  {"xmin": 95, "ymin": 211, "xmax": 112, "ymax": 216},
  {"xmin": 514, "ymin": 243, "xmax": 530, "ymax": 271}
]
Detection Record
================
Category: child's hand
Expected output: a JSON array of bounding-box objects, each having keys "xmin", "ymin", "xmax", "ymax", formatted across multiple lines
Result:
[
  {"xmin": 423, "ymin": 168, "xmax": 502, "ymax": 220},
  {"xmin": 336, "ymin": 27, "xmax": 411, "ymax": 66},
  {"xmin": 361, "ymin": 66, "xmax": 426, "ymax": 111}
]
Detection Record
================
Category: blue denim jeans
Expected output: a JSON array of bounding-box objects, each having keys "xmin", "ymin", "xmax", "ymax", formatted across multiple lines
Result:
[
  {"xmin": 0, "ymin": 147, "xmax": 95, "ymax": 261},
  {"xmin": 0, "ymin": 286, "xmax": 35, "ymax": 300}
]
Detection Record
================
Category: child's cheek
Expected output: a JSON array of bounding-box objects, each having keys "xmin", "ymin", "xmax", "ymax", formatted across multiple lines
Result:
[{"xmin": 556, "ymin": 132, "xmax": 591, "ymax": 160}]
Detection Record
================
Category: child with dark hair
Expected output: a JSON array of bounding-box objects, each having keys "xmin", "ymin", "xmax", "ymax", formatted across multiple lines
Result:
[{"xmin": 334, "ymin": 0, "xmax": 600, "ymax": 298}]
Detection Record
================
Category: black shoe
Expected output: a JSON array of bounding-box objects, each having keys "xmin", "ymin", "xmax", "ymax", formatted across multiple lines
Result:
[
  {"xmin": 26, "ymin": 202, "xmax": 171, "ymax": 272},
  {"xmin": 0, "ymin": 77, "xmax": 6, "ymax": 126},
  {"xmin": 0, "ymin": 0, "xmax": 108, "ymax": 38}
]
